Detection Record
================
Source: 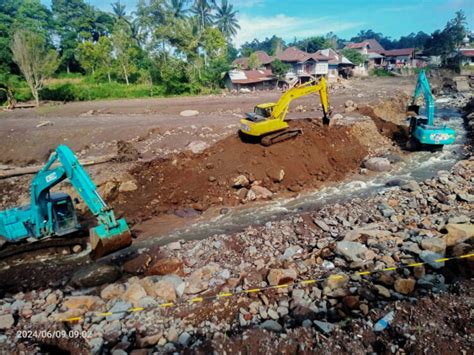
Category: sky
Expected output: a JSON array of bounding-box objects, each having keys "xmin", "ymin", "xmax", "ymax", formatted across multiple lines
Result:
[{"xmin": 41, "ymin": 0, "xmax": 473, "ymax": 46}]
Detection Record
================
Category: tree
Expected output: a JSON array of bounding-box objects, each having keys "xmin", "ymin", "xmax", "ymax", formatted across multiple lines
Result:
[
  {"xmin": 292, "ymin": 36, "xmax": 329, "ymax": 52},
  {"xmin": 340, "ymin": 48, "xmax": 366, "ymax": 66},
  {"xmin": 192, "ymin": 0, "xmax": 213, "ymax": 30},
  {"xmin": 247, "ymin": 52, "xmax": 260, "ymax": 69},
  {"xmin": 271, "ymin": 59, "xmax": 290, "ymax": 88},
  {"xmin": 112, "ymin": 20, "xmax": 138, "ymax": 85},
  {"xmin": 241, "ymin": 36, "xmax": 286, "ymax": 57},
  {"xmin": 11, "ymin": 30, "xmax": 59, "ymax": 106},
  {"xmin": 166, "ymin": 0, "xmax": 189, "ymax": 19},
  {"xmin": 111, "ymin": 1, "xmax": 127, "ymax": 20},
  {"xmin": 213, "ymin": 0, "xmax": 240, "ymax": 39}
]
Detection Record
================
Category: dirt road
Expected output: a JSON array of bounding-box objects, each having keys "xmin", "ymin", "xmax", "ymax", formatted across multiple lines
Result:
[{"xmin": 0, "ymin": 77, "xmax": 413, "ymax": 165}]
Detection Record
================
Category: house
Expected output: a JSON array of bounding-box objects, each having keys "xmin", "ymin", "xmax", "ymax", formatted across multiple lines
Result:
[
  {"xmin": 384, "ymin": 48, "xmax": 415, "ymax": 67},
  {"xmin": 224, "ymin": 69, "xmax": 276, "ymax": 91},
  {"xmin": 346, "ymin": 39, "xmax": 385, "ymax": 55},
  {"xmin": 344, "ymin": 39, "xmax": 386, "ymax": 73},
  {"xmin": 232, "ymin": 50, "xmax": 274, "ymax": 70},
  {"xmin": 276, "ymin": 47, "xmax": 330, "ymax": 82},
  {"xmin": 317, "ymin": 48, "xmax": 355, "ymax": 78},
  {"xmin": 459, "ymin": 48, "xmax": 474, "ymax": 66}
]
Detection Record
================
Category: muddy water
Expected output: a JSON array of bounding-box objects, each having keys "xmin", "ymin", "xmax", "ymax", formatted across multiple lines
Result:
[{"xmin": 139, "ymin": 106, "xmax": 467, "ymax": 247}]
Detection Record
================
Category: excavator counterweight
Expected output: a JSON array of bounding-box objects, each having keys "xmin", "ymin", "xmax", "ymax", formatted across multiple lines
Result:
[{"xmin": 0, "ymin": 145, "xmax": 132, "ymax": 258}]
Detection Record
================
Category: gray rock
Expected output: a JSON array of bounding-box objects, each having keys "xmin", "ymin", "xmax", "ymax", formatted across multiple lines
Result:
[
  {"xmin": 314, "ymin": 219, "xmax": 330, "ymax": 232},
  {"xmin": 336, "ymin": 241, "xmax": 368, "ymax": 262},
  {"xmin": 417, "ymin": 274, "xmax": 447, "ymax": 292},
  {"xmin": 314, "ymin": 320, "xmax": 335, "ymax": 334},
  {"xmin": 420, "ymin": 251, "xmax": 444, "ymax": 269},
  {"xmin": 162, "ymin": 275, "xmax": 186, "ymax": 298},
  {"xmin": 267, "ymin": 309, "xmax": 279, "ymax": 320},
  {"xmin": 364, "ymin": 157, "xmax": 391, "ymax": 172},
  {"xmin": 112, "ymin": 350, "xmax": 127, "ymax": 355},
  {"xmin": 178, "ymin": 331, "xmax": 191, "ymax": 346},
  {"xmin": 108, "ymin": 301, "xmax": 132, "ymax": 321},
  {"xmin": 71, "ymin": 264, "xmax": 121, "ymax": 288},
  {"xmin": 402, "ymin": 180, "xmax": 421, "ymax": 192},
  {"xmin": 89, "ymin": 337, "xmax": 104, "ymax": 355},
  {"xmin": 448, "ymin": 215, "xmax": 470, "ymax": 224},
  {"xmin": 0, "ymin": 314, "xmax": 14, "ymax": 330},
  {"xmin": 282, "ymin": 245, "xmax": 302, "ymax": 259},
  {"xmin": 259, "ymin": 320, "xmax": 282, "ymax": 332}
]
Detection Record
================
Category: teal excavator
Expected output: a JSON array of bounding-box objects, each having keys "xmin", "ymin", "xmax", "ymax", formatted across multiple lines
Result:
[
  {"xmin": 0, "ymin": 145, "xmax": 132, "ymax": 258},
  {"xmin": 407, "ymin": 70, "xmax": 456, "ymax": 150}
]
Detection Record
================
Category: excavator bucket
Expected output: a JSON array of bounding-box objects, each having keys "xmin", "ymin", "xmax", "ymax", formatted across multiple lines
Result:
[
  {"xmin": 407, "ymin": 104, "xmax": 420, "ymax": 115},
  {"xmin": 89, "ymin": 218, "xmax": 132, "ymax": 259}
]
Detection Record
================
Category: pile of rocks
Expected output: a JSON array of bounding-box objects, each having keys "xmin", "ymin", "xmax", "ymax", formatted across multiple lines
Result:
[{"xmin": 0, "ymin": 155, "xmax": 472, "ymax": 353}]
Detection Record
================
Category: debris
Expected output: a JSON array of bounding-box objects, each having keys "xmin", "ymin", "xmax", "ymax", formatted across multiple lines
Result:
[
  {"xmin": 180, "ymin": 110, "xmax": 199, "ymax": 117},
  {"xmin": 373, "ymin": 311, "xmax": 395, "ymax": 332}
]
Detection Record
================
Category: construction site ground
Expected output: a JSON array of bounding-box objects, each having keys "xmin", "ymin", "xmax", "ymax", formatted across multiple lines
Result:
[{"xmin": 0, "ymin": 75, "xmax": 473, "ymax": 354}]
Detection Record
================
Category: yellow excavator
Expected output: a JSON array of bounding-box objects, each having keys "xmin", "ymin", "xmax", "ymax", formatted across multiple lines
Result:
[{"xmin": 239, "ymin": 77, "xmax": 330, "ymax": 146}]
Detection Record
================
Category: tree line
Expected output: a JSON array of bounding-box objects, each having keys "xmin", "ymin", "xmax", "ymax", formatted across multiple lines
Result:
[{"xmin": 0, "ymin": 1, "xmax": 470, "ymax": 106}]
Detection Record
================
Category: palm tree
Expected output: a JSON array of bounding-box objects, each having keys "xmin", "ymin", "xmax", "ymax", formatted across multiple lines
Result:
[
  {"xmin": 191, "ymin": 0, "xmax": 213, "ymax": 30},
  {"xmin": 111, "ymin": 1, "xmax": 127, "ymax": 20},
  {"xmin": 213, "ymin": 0, "xmax": 240, "ymax": 39},
  {"xmin": 166, "ymin": 0, "xmax": 189, "ymax": 19}
]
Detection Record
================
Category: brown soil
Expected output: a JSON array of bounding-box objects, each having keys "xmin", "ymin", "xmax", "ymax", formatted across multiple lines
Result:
[{"xmin": 114, "ymin": 119, "xmax": 368, "ymax": 224}]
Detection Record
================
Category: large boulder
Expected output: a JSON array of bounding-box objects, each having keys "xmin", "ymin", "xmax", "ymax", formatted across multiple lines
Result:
[
  {"xmin": 336, "ymin": 241, "xmax": 368, "ymax": 262},
  {"xmin": 267, "ymin": 269, "xmax": 297, "ymax": 286},
  {"xmin": 70, "ymin": 264, "xmax": 122, "ymax": 288},
  {"xmin": 364, "ymin": 157, "xmax": 391, "ymax": 172},
  {"xmin": 443, "ymin": 223, "xmax": 474, "ymax": 246}
]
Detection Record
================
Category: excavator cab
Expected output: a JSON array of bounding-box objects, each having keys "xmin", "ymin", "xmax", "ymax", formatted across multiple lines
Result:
[
  {"xmin": 246, "ymin": 103, "xmax": 275, "ymax": 122},
  {"xmin": 49, "ymin": 193, "xmax": 80, "ymax": 236}
]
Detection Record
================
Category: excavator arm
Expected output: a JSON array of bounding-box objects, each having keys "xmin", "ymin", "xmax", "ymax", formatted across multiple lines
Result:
[
  {"xmin": 271, "ymin": 77, "xmax": 330, "ymax": 124},
  {"xmin": 409, "ymin": 70, "xmax": 435, "ymax": 126}
]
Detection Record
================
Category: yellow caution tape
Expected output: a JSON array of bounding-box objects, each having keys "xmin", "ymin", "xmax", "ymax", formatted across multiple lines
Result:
[{"xmin": 51, "ymin": 253, "xmax": 473, "ymax": 323}]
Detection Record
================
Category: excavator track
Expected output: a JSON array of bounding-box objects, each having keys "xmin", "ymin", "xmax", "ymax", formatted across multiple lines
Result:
[
  {"xmin": 261, "ymin": 128, "xmax": 303, "ymax": 146},
  {"xmin": 0, "ymin": 233, "xmax": 88, "ymax": 260}
]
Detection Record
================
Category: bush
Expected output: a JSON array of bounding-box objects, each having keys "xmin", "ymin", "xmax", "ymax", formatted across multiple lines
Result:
[{"xmin": 370, "ymin": 68, "xmax": 392, "ymax": 77}]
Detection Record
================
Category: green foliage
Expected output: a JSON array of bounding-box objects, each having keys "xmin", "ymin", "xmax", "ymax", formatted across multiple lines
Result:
[
  {"xmin": 291, "ymin": 36, "xmax": 330, "ymax": 52},
  {"xmin": 213, "ymin": 0, "xmax": 240, "ymax": 40},
  {"xmin": 241, "ymin": 35, "xmax": 286, "ymax": 57},
  {"xmin": 248, "ymin": 52, "xmax": 260, "ymax": 70},
  {"xmin": 370, "ymin": 68, "xmax": 392, "ymax": 77},
  {"xmin": 340, "ymin": 48, "xmax": 366, "ymax": 65},
  {"xmin": 271, "ymin": 59, "xmax": 290, "ymax": 81}
]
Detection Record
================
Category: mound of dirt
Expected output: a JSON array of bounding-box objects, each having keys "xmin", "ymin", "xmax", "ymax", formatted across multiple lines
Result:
[{"xmin": 114, "ymin": 119, "xmax": 368, "ymax": 223}]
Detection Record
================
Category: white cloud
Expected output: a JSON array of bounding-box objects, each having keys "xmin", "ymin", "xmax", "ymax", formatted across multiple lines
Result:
[
  {"xmin": 235, "ymin": 0, "xmax": 266, "ymax": 8},
  {"xmin": 234, "ymin": 13, "xmax": 364, "ymax": 47}
]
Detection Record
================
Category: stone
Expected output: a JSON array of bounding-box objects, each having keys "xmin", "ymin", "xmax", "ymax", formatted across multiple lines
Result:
[
  {"xmin": 63, "ymin": 296, "xmax": 104, "ymax": 311},
  {"xmin": 420, "ymin": 251, "xmax": 444, "ymax": 269},
  {"xmin": 123, "ymin": 283, "xmax": 147, "ymax": 307},
  {"xmin": 46, "ymin": 293, "xmax": 58, "ymax": 305},
  {"xmin": 342, "ymin": 295, "xmax": 360, "ymax": 309},
  {"xmin": 154, "ymin": 280, "xmax": 177, "ymax": 302},
  {"xmin": 107, "ymin": 301, "xmax": 132, "ymax": 321},
  {"xmin": 118, "ymin": 180, "xmax": 138, "ymax": 192},
  {"xmin": 168, "ymin": 241, "xmax": 181, "ymax": 250},
  {"xmin": 420, "ymin": 238, "xmax": 446, "ymax": 254},
  {"xmin": 161, "ymin": 275, "xmax": 186, "ymax": 298},
  {"xmin": 136, "ymin": 333, "xmax": 161, "ymax": 348},
  {"xmin": 259, "ymin": 320, "xmax": 282, "ymax": 332},
  {"xmin": 314, "ymin": 219, "xmax": 330, "ymax": 232},
  {"xmin": 364, "ymin": 157, "xmax": 391, "ymax": 172},
  {"xmin": 186, "ymin": 141, "xmax": 209, "ymax": 154},
  {"xmin": 0, "ymin": 314, "xmax": 14, "ymax": 330},
  {"xmin": 374, "ymin": 285, "xmax": 391, "ymax": 298},
  {"xmin": 72, "ymin": 245, "xmax": 83, "ymax": 253},
  {"xmin": 123, "ymin": 253, "xmax": 153, "ymax": 274},
  {"xmin": 167, "ymin": 327, "xmax": 179, "ymax": 342},
  {"xmin": 314, "ymin": 320, "xmax": 335, "ymax": 334},
  {"xmin": 31, "ymin": 313, "xmax": 48, "ymax": 324},
  {"xmin": 282, "ymin": 245, "xmax": 302, "ymax": 259},
  {"xmin": 147, "ymin": 257, "xmax": 184, "ymax": 276},
  {"xmin": 103, "ymin": 320, "xmax": 122, "ymax": 343},
  {"xmin": 324, "ymin": 274, "xmax": 349, "ymax": 290},
  {"xmin": 186, "ymin": 263, "xmax": 220, "ymax": 294},
  {"xmin": 267, "ymin": 269, "xmax": 297, "ymax": 286},
  {"xmin": 394, "ymin": 278, "xmax": 416, "ymax": 295},
  {"xmin": 266, "ymin": 168, "xmax": 285, "ymax": 183},
  {"xmin": 417, "ymin": 274, "xmax": 447, "ymax": 292},
  {"xmin": 101, "ymin": 284, "xmax": 125, "ymax": 301},
  {"xmin": 444, "ymin": 223, "xmax": 474, "ymax": 247},
  {"xmin": 178, "ymin": 332, "xmax": 191, "ymax": 346},
  {"xmin": 180, "ymin": 110, "xmax": 199, "ymax": 117},
  {"xmin": 250, "ymin": 185, "xmax": 273, "ymax": 199},
  {"xmin": 336, "ymin": 241, "xmax": 368, "ymax": 262},
  {"xmin": 401, "ymin": 180, "xmax": 421, "ymax": 192},
  {"xmin": 233, "ymin": 175, "xmax": 250, "ymax": 188},
  {"xmin": 71, "ymin": 264, "xmax": 121, "ymax": 288}
]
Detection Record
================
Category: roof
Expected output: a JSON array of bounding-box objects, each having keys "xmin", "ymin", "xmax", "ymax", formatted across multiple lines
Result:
[
  {"xmin": 227, "ymin": 69, "xmax": 274, "ymax": 84},
  {"xmin": 277, "ymin": 47, "xmax": 309, "ymax": 62},
  {"xmin": 317, "ymin": 48, "xmax": 354, "ymax": 65},
  {"xmin": 460, "ymin": 48, "xmax": 474, "ymax": 57},
  {"xmin": 346, "ymin": 39, "xmax": 385, "ymax": 54},
  {"xmin": 384, "ymin": 48, "xmax": 415, "ymax": 57},
  {"xmin": 368, "ymin": 52, "xmax": 384, "ymax": 59},
  {"xmin": 232, "ymin": 50, "xmax": 274, "ymax": 69}
]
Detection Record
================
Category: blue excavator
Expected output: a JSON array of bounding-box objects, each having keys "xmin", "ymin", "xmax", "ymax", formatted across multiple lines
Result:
[
  {"xmin": 0, "ymin": 145, "xmax": 132, "ymax": 258},
  {"xmin": 406, "ymin": 70, "xmax": 456, "ymax": 150}
]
